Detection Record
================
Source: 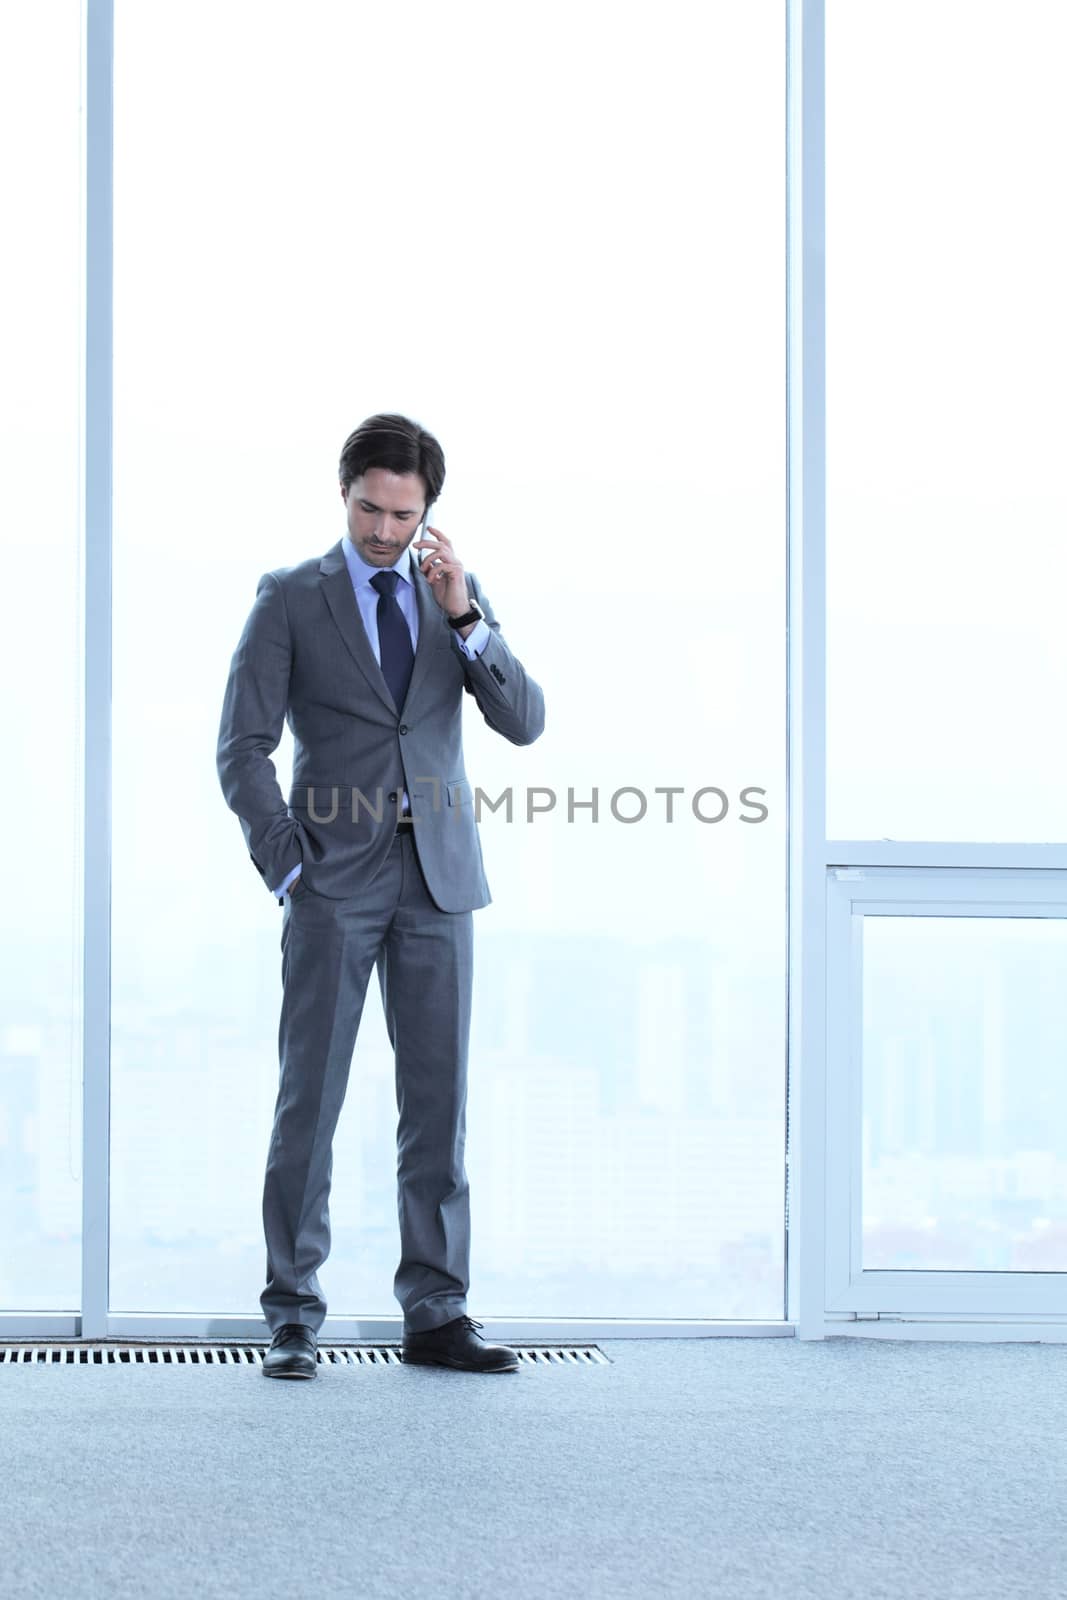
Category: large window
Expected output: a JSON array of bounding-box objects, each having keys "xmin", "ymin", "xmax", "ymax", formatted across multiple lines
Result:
[
  {"xmin": 110, "ymin": 1, "xmax": 787, "ymax": 1322},
  {"xmin": 0, "ymin": 1, "xmax": 84, "ymax": 1311},
  {"xmin": 822, "ymin": 2, "xmax": 1067, "ymax": 1319}
]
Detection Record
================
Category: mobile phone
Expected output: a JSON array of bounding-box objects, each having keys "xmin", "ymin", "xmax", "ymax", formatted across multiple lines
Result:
[{"xmin": 419, "ymin": 500, "xmax": 437, "ymax": 574}]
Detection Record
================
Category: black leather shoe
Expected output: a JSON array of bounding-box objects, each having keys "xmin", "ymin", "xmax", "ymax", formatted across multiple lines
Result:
[
  {"xmin": 262, "ymin": 1323, "xmax": 318, "ymax": 1379},
  {"xmin": 401, "ymin": 1315, "xmax": 519, "ymax": 1372}
]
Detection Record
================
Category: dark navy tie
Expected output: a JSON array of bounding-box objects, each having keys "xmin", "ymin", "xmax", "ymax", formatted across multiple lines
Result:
[{"xmin": 370, "ymin": 569, "xmax": 414, "ymax": 712}]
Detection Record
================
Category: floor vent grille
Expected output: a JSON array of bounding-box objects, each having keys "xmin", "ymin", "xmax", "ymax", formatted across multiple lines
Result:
[{"xmin": 0, "ymin": 1342, "xmax": 611, "ymax": 1367}]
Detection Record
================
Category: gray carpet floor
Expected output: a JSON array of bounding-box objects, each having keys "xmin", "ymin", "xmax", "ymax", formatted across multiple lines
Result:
[{"xmin": 3, "ymin": 1335, "xmax": 1065, "ymax": 1599}]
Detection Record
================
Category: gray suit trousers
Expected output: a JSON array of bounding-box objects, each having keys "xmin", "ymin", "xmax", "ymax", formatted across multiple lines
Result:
[{"xmin": 260, "ymin": 825, "xmax": 474, "ymax": 1336}]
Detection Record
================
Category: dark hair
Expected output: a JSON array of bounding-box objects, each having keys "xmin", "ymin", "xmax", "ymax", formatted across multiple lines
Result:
[{"xmin": 338, "ymin": 413, "xmax": 446, "ymax": 512}]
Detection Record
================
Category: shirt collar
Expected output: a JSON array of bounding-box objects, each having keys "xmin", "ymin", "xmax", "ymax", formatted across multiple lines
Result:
[{"xmin": 341, "ymin": 532, "xmax": 414, "ymax": 588}]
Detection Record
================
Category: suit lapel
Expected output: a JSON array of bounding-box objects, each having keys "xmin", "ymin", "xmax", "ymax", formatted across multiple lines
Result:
[
  {"xmin": 404, "ymin": 546, "xmax": 450, "ymax": 710},
  {"xmin": 319, "ymin": 539, "xmax": 444, "ymax": 717}
]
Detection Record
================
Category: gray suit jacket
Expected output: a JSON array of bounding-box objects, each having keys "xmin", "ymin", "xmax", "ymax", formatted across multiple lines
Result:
[{"xmin": 216, "ymin": 537, "xmax": 545, "ymax": 910}]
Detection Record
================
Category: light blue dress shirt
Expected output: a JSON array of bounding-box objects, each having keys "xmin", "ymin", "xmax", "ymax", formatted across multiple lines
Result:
[{"xmin": 272, "ymin": 534, "xmax": 490, "ymax": 896}]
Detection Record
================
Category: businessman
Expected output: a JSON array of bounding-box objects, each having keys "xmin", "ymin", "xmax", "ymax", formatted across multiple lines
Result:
[{"xmin": 216, "ymin": 413, "xmax": 545, "ymax": 1379}]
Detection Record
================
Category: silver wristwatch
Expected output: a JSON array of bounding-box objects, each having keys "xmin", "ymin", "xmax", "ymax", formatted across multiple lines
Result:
[{"xmin": 447, "ymin": 596, "xmax": 486, "ymax": 630}]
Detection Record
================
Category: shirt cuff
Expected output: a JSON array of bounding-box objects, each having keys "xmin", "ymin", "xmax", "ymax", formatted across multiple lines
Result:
[
  {"xmin": 454, "ymin": 617, "xmax": 491, "ymax": 659},
  {"xmin": 273, "ymin": 862, "xmax": 303, "ymax": 897}
]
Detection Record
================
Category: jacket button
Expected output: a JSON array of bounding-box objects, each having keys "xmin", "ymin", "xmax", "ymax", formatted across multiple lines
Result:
[
  {"xmin": 398, "ymin": 724, "xmax": 408, "ymax": 734},
  {"xmin": 387, "ymin": 791, "xmax": 397, "ymax": 802}
]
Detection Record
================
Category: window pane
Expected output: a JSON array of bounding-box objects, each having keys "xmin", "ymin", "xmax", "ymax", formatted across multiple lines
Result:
[
  {"xmin": 863, "ymin": 916, "xmax": 1067, "ymax": 1270},
  {"xmin": 0, "ymin": 1, "xmax": 83, "ymax": 1312},
  {"xmin": 826, "ymin": 1, "xmax": 1067, "ymax": 841},
  {"xmin": 112, "ymin": 0, "xmax": 786, "ymax": 1321}
]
